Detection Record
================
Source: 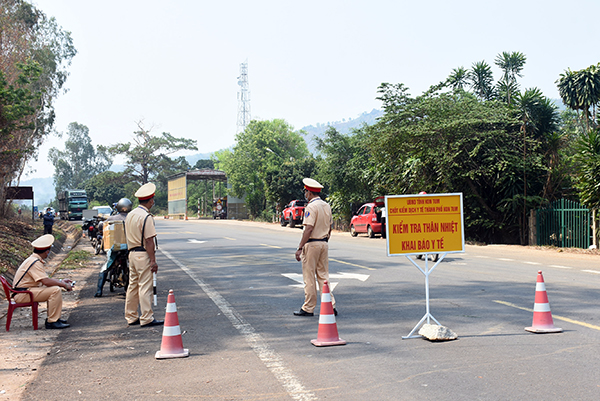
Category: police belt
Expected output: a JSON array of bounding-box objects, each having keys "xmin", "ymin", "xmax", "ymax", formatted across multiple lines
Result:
[
  {"xmin": 129, "ymin": 246, "xmax": 146, "ymax": 252},
  {"xmin": 307, "ymin": 237, "xmax": 328, "ymax": 243},
  {"xmin": 14, "ymin": 287, "xmax": 28, "ymax": 291}
]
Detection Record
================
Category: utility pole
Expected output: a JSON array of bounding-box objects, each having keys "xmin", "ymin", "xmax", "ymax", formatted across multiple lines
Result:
[{"xmin": 237, "ymin": 61, "xmax": 251, "ymax": 134}]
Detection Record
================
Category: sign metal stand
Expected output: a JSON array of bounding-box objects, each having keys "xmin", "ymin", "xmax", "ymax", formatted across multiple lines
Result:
[
  {"xmin": 384, "ymin": 193, "xmax": 464, "ymax": 340},
  {"xmin": 402, "ymin": 252, "xmax": 447, "ymax": 339}
]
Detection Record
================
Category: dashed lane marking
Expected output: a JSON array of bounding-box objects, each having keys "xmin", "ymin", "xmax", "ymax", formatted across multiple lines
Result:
[
  {"xmin": 160, "ymin": 249, "xmax": 318, "ymax": 401},
  {"xmin": 550, "ymin": 265, "xmax": 573, "ymax": 269},
  {"xmin": 329, "ymin": 258, "xmax": 375, "ymax": 271},
  {"xmin": 523, "ymin": 261, "xmax": 541, "ymax": 265},
  {"xmin": 260, "ymin": 243, "xmax": 282, "ymax": 249},
  {"xmin": 582, "ymin": 270, "xmax": 600, "ymax": 275},
  {"xmin": 223, "ymin": 237, "xmax": 236, "ymax": 241},
  {"xmin": 493, "ymin": 300, "xmax": 600, "ymax": 332}
]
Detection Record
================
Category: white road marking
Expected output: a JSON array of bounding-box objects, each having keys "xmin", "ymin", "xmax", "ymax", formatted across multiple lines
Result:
[
  {"xmin": 582, "ymin": 270, "xmax": 600, "ymax": 275},
  {"xmin": 223, "ymin": 237, "xmax": 236, "ymax": 241},
  {"xmin": 498, "ymin": 258, "xmax": 514, "ymax": 262},
  {"xmin": 329, "ymin": 258, "xmax": 375, "ymax": 271},
  {"xmin": 260, "ymin": 243, "xmax": 282, "ymax": 249},
  {"xmin": 282, "ymin": 273, "xmax": 338, "ymax": 291},
  {"xmin": 550, "ymin": 265, "xmax": 572, "ymax": 269},
  {"xmin": 523, "ymin": 261, "xmax": 541, "ymax": 265},
  {"xmin": 160, "ymin": 249, "xmax": 317, "ymax": 401},
  {"xmin": 187, "ymin": 239, "xmax": 206, "ymax": 244}
]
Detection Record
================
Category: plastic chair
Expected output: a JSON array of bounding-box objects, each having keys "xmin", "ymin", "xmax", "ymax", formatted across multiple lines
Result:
[{"xmin": 0, "ymin": 275, "xmax": 38, "ymax": 331}]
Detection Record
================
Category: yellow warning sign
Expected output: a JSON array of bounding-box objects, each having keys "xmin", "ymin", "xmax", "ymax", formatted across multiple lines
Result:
[{"xmin": 385, "ymin": 193, "xmax": 464, "ymax": 256}]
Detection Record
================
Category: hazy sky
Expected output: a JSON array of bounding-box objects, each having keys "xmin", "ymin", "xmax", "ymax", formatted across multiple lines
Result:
[{"xmin": 24, "ymin": 0, "xmax": 600, "ymax": 179}]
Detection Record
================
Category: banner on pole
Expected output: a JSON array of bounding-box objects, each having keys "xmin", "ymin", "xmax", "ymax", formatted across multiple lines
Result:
[{"xmin": 385, "ymin": 193, "xmax": 464, "ymax": 257}]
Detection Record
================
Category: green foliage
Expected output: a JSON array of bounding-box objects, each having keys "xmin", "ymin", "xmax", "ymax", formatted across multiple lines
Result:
[
  {"xmin": 0, "ymin": 0, "xmax": 76, "ymax": 218},
  {"xmin": 367, "ymin": 84, "xmax": 549, "ymax": 243},
  {"xmin": 108, "ymin": 121, "xmax": 197, "ymax": 186},
  {"xmin": 194, "ymin": 159, "xmax": 214, "ymax": 169},
  {"xmin": 60, "ymin": 249, "xmax": 92, "ymax": 270},
  {"xmin": 49, "ymin": 122, "xmax": 112, "ymax": 194},
  {"xmin": 314, "ymin": 127, "xmax": 374, "ymax": 220},
  {"xmin": 85, "ymin": 171, "xmax": 135, "ymax": 205},
  {"xmin": 222, "ymin": 119, "xmax": 310, "ymax": 218},
  {"xmin": 573, "ymin": 129, "xmax": 600, "ymax": 210}
]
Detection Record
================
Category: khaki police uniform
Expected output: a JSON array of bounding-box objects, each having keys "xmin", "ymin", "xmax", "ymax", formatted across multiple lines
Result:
[
  {"xmin": 124, "ymin": 204, "xmax": 157, "ymax": 325},
  {"xmin": 300, "ymin": 196, "xmax": 335, "ymax": 313},
  {"xmin": 13, "ymin": 255, "xmax": 63, "ymax": 323}
]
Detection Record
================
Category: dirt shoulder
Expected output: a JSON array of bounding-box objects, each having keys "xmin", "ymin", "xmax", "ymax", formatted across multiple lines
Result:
[{"xmin": 0, "ymin": 223, "xmax": 102, "ymax": 400}]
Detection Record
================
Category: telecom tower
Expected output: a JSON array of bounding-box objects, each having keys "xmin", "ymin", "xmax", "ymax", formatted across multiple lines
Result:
[{"xmin": 236, "ymin": 61, "xmax": 251, "ymax": 133}]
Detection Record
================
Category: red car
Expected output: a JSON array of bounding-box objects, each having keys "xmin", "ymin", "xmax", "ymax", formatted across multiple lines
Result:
[
  {"xmin": 350, "ymin": 197, "xmax": 385, "ymax": 238},
  {"xmin": 281, "ymin": 200, "xmax": 307, "ymax": 228}
]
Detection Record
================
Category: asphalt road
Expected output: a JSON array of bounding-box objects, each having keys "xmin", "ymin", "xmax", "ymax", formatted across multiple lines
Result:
[{"xmin": 23, "ymin": 219, "xmax": 600, "ymax": 400}]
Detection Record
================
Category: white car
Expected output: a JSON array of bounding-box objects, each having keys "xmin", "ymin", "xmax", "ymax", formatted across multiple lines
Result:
[{"xmin": 92, "ymin": 205, "xmax": 113, "ymax": 219}]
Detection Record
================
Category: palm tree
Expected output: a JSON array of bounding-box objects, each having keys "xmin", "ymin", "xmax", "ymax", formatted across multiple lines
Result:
[
  {"xmin": 557, "ymin": 65, "xmax": 600, "ymax": 133},
  {"xmin": 495, "ymin": 51, "xmax": 527, "ymax": 105},
  {"xmin": 469, "ymin": 61, "xmax": 494, "ymax": 100},
  {"xmin": 574, "ymin": 65, "xmax": 600, "ymax": 132},
  {"xmin": 446, "ymin": 67, "xmax": 469, "ymax": 91}
]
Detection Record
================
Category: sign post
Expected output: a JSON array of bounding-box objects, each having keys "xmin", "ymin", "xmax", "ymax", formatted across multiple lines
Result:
[{"xmin": 385, "ymin": 193, "xmax": 465, "ymax": 339}]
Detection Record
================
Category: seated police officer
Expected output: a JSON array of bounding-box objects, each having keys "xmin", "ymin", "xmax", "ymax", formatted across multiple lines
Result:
[{"xmin": 13, "ymin": 234, "xmax": 73, "ymax": 329}]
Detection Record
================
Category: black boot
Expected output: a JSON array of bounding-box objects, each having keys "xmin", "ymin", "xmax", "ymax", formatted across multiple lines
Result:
[{"xmin": 94, "ymin": 271, "xmax": 108, "ymax": 297}]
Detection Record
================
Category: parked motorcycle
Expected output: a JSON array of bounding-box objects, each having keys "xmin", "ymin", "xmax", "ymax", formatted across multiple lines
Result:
[
  {"xmin": 95, "ymin": 220, "xmax": 105, "ymax": 255},
  {"xmin": 108, "ymin": 250, "xmax": 129, "ymax": 292},
  {"xmin": 416, "ymin": 253, "xmax": 439, "ymax": 262}
]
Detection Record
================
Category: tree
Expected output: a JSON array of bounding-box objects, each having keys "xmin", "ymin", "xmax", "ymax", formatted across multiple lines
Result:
[
  {"xmin": 368, "ymin": 83, "xmax": 548, "ymax": 243},
  {"xmin": 108, "ymin": 121, "xmax": 197, "ymax": 185},
  {"xmin": 0, "ymin": 0, "xmax": 76, "ymax": 217},
  {"xmin": 495, "ymin": 51, "xmax": 527, "ymax": 105},
  {"xmin": 85, "ymin": 171, "xmax": 134, "ymax": 206},
  {"xmin": 49, "ymin": 122, "xmax": 112, "ymax": 193},
  {"xmin": 194, "ymin": 159, "xmax": 214, "ymax": 170},
  {"xmin": 222, "ymin": 119, "xmax": 310, "ymax": 218},
  {"xmin": 314, "ymin": 127, "xmax": 374, "ymax": 220},
  {"xmin": 556, "ymin": 65, "xmax": 600, "ymax": 133},
  {"xmin": 573, "ymin": 129, "xmax": 600, "ymax": 210},
  {"xmin": 446, "ymin": 67, "xmax": 469, "ymax": 91},
  {"xmin": 469, "ymin": 61, "xmax": 495, "ymax": 100}
]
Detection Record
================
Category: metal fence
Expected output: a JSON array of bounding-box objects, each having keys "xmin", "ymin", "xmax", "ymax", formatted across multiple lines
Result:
[{"xmin": 535, "ymin": 199, "xmax": 592, "ymax": 248}]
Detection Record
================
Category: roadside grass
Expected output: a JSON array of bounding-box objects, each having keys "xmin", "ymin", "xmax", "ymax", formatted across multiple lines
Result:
[{"xmin": 60, "ymin": 250, "xmax": 92, "ymax": 270}]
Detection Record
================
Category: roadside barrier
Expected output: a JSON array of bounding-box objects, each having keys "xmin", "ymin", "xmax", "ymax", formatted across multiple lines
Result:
[
  {"xmin": 156, "ymin": 289, "xmax": 190, "ymax": 359},
  {"xmin": 311, "ymin": 281, "xmax": 346, "ymax": 347},
  {"xmin": 525, "ymin": 270, "xmax": 562, "ymax": 334}
]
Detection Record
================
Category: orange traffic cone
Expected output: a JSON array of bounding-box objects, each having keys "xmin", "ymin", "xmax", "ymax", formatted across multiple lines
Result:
[
  {"xmin": 311, "ymin": 281, "xmax": 346, "ymax": 347},
  {"xmin": 156, "ymin": 289, "xmax": 190, "ymax": 359},
  {"xmin": 525, "ymin": 271, "xmax": 562, "ymax": 333}
]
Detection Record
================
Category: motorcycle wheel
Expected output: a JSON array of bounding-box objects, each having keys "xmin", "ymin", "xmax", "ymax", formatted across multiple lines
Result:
[{"xmin": 95, "ymin": 239, "xmax": 103, "ymax": 255}]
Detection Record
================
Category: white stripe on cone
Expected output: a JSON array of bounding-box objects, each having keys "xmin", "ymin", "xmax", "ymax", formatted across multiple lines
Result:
[
  {"xmin": 525, "ymin": 271, "xmax": 562, "ymax": 334},
  {"xmin": 156, "ymin": 289, "xmax": 190, "ymax": 359},
  {"xmin": 311, "ymin": 281, "xmax": 346, "ymax": 347}
]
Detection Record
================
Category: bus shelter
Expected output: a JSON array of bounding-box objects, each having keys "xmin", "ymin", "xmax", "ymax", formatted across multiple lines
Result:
[{"xmin": 167, "ymin": 169, "xmax": 227, "ymax": 219}]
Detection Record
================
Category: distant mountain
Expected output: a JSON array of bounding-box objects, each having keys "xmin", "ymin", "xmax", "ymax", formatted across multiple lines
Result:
[
  {"xmin": 300, "ymin": 109, "xmax": 383, "ymax": 154},
  {"xmin": 13, "ymin": 177, "xmax": 55, "ymax": 207}
]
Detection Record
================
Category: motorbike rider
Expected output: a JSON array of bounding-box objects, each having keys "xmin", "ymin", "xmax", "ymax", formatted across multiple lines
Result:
[{"xmin": 94, "ymin": 198, "xmax": 132, "ymax": 297}]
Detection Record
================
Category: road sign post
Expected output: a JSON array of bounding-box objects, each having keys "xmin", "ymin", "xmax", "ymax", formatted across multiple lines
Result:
[{"xmin": 385, "ymin": 193, "xmax": 465, "ymax": 339}]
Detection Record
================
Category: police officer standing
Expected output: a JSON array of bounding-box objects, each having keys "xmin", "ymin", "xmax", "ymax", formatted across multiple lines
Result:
[
  {"xmin": 294, "ymin": 178, "xmax": 337, "ymax": 316},
  {"xmin": 124, "ymin": 183, "xmax": 163, "ymax": 327},
  {"xmin": 12, "ymin": 234, "xmax": 73, "ymax": 329},
  {"xmin": 43, "ymin": 207, "xmax": 54, "ymax": 235}
]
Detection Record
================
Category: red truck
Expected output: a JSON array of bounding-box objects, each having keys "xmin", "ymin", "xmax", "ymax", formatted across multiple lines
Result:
[{"xmin": 280, "ymin": 200, "xmax": 307, "ymax": 228}]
